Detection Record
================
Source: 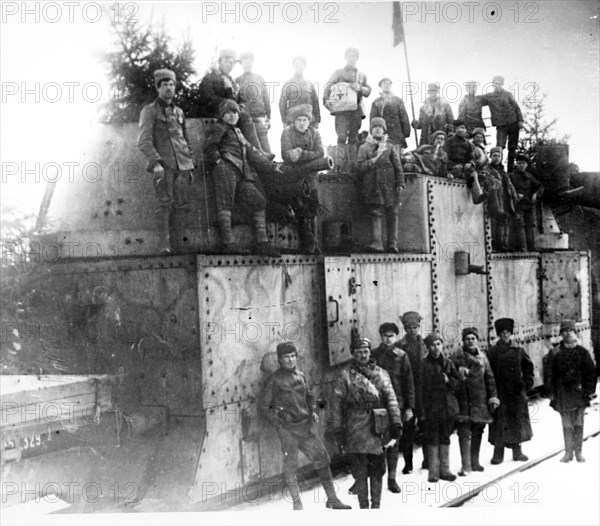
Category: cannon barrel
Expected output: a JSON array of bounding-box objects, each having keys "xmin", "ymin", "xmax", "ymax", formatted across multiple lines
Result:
[{"xmin": 569, "ymin": 172, "xmax": 600, "ymax": 209}]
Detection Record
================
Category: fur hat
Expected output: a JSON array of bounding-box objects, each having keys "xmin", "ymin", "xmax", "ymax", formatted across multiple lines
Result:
[
  {"xmin": 352, "ymin": 337, "xmax": 371, "ymax": 351},
  {"xmin": 559, "ymin": 319, "xmax": 577, "ymax": 332},
  {"xmin": 494, "ymin": 318, "xmax": 515, "ymax": 334},
  {"xmin": 462, "ymin": 327, "xmax": 479, "ymax": 340},
  {"xmin": 492, "ymin": 75, "xmax": 505, "ymax": 85},
  {"xmin": 453, "ymin": 119, "xmax": 467, "ymax": 128},
  {"xmin": 345, "ymin": 47, "xmax": 360, "ymax": 58},
  {"xmin": 429, "ymin": 130, "xmax": 446, "ymax": 145},
  {"xmin": 471, "ymin": 127, "xmax": 487, "ymax": 144},
  {"xmin": 154, "ymin": 69, "xmax": 176, "ymax": 88},
  {"xmin": 239, "ymin": 51, "xmax": 254, "ymax": 62},
  {"xmin": 490, "ymin": 146, "xmax": 503, "ymax": 156},
  {"xmin": 378, "ymin": 77, "xmax": 392, "ymax": 87},
  {"xmin": 292, "ymin": 55, "xmax": 307, "ymax": 66},
  {"xmin": 424, "ymin": 333, "xmax": 443, "ymax": 347},
  {"xmin": 276, "ymin": 341, "xmax": 297, "ymax": 357},
  {"xmin": 370, "ymin": 117, "xmax": 387, "ymax": 132},
  {"xmin": 218, "ymin": 99, "xmax": 240, "ymax": 118},
  {"xmin": 219, "ymin": 48, "xmax": 237, "ymax": 61},
  {"xmin": 401, "ymin": 311, "xmax": 422, "ymax": 327},
  {"xmin": 426, "ymin": 82, "xmax": 439, "ymax": 92},
  {"xmin": 288, "ymin": 104, "xmax": 312, "ymax": 122}
]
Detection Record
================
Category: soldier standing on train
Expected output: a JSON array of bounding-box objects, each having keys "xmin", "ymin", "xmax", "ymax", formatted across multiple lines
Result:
[
  {"xmin": 450, "ymin": 328, "xmax": 500, "ymax": 475},
  {"xmin": 371, "ymin": 322, "xmax": 415, "ymax": 493},
  {"xmin": 396, "ymin": 311, "xmax": 428, "ymax": 473},
  {"xmin": 138, "ymin": 69, "xmax": 195, "ymax": 255},
  {"xmin": 458, "ymin": 81, "xmax": 486, "ymax": 133},
  {"xmin": 412, "ymin": 83, "xmax": 454, "ymax": 146},
  {"xmin": 279, "ymin": 56, "xmax": 321, "ymax": 128},
  {"xmin": 332, "ymin": 338, "xmax": 402, "ymax": 509},
  {"xmin": 420, "ymin": 333, "xmax": 461, "ymax": 483},
  {"xmin": 260, "ymin": 342, "xmax": 351, "ymax": 510},
  {"xmin": 357, "ymin": 117, "xmax": 405, "ymax": 254},
  {"xmin": 323, "ymin": 47, "xmax": 372, "ymax": 174},
  {"xmin": 544, "ymin": 320, "xmax": 597, "ymax": 463},
  {"xmin": 488, "ymin": 318, "xmax": 534, "ymax": 464}
]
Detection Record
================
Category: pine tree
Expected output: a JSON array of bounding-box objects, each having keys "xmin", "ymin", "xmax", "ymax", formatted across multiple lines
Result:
[{"xmin": 99, "ymin": 7, "xmax": 197, "ymax": 123}]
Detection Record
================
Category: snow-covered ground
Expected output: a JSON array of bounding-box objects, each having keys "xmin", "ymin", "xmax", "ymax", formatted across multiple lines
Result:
[{"xmin": 3, "ymin": 390, "xmax": 599, "ymax": 525}]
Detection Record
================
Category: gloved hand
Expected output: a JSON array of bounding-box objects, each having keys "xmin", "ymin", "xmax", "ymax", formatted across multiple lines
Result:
[
  {"xmin": 458, "ymin": 366, "xmax": 469, "ymax": 380},
  {"xmin": 286, "ymin": 147, "xmax": 302, "ymax": 163},
  {"xmin": 391, "ymin": 423, "xmax": 403, "ymax": 440},
  {"xmin": 488, "ymin": 397, "xmax": 500, "ymax": 411}
]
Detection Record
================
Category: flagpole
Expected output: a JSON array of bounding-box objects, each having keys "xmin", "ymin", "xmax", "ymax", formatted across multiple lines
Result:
[{"xmin": 399, "ymin": 16, "xmax": 419, "ymax": 149}]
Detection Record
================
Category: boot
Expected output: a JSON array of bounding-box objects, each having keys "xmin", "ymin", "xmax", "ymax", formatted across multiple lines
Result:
[
  {"xmin": 439, "ymin": 444, "xmax": 457, "ymax": 481},
  {"xmin": 348, "ymin": 142, "xmax": 358, "ymax": 175},
  {"xmin": 366, "ymin": 212, "xmax": 384, "ymax": 253},
  {"xmin": 427, "ymin": 445, "xmax": 440, "ymax": 482},
  {"xmin": 318, "ymin": 467, "xmax": 351, "ymax": 509},
  {"xmin": 499, "ymin": 223, "xmax": 512, "ymax": 252},
  {"xmin": 491, "ymin": 445, "xmax": 504, "ymax": 464},
  {"xmin": 354, "ymin": 478, "xmax": 369, "ymax": 509},
  {"xmin": 402, "ymin": 437, "xmax": 414, "ymax": 474},
  {"xmin": 470, "ymin": 432, "xmax": 485, "ymax": 472},
  {"xmin": 386, "ymin": 210, "xmax": 399, "ymax": 253},
  {"xmin": 525, "ymin": 225, "xmax": 536, "ymax": 252},
  {"xmin": 560, "ymin": 427, "xmax": 574, "ymax": 463},
  {"xmin": 512, "ymin": 444, "xmax": 528, "ymax": 462},
  {"xmin": 253, "ymin": 210, "xmax": 281, "ymax": 258},
  {"xmin": 370, "ymin": 476, "xmax": 383, "ymax": 509},
  {"xmin": 513, "ymin": 226, "xmax": 527, "ymax": 252},
  {"xmin": 574, "ymin": 426, "xmax": 585, "ymax": 462},
  {"xmin": 458, "ymin": 434, "xmax": 472, "ymax": 476},
  {"xmin": 422, "ymin": 444, "xmax": 429, "ymax": 470},
  {"xmin": 335, "ymin": 143, "xmax": 347, "ymax": 174},
  {"xmin": 284, "ymin": 473, "xmax": 303, "ymax": 510},
  {"xmin": 217, "ymin": 210, "xmax": 250, "ymax": 254},
  {"xmin": 299, "ymin": 218, "xmax": 317, "ymax": 255},
  {"xmin": 348, "ymin": 481, "xmax": 357, "ymax": 495},
  {"xmin": 386, "ymin": 446, "xmax": 401, "ymax": 493},
  {"xmin": 157, "ymin": 208, "xmax": 173, "ymax": 255},
  {"xmin": 468, "ymin": 174, "xmax": 487, "ymax": 205}
]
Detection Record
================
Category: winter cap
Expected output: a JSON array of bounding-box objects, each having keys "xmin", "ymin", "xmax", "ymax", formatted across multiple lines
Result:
[
  {"xmin": 471, "ymin": 127, "xmax": 487, "ymax": 144},
  {"xmin": 352, "ymin": 337, "xmax": 371, "ymax": 351},
  {"xmin": 490, "ymin": 146, "xmax": 503, "ymax": 156},
  {"xmin": 515, "ymin": 153, "xmax": 530, "ymax": 163},
  {"xmin": 426, "ymin": 82, "xmax": 440, "ymax": 92},
  {"xmin": 378, "ymin": 77, "xmax": 393, "ymax": 87},
  {"xmin": 288, "ymin": 104, "xmax": 313, "ymax": 122},
  {"xmin": 453, "ymin": 119, "xmax": 467, "ymax": 128},
  {"xmin": 218, "ymin": 99, "xmax": 240, "ymax": 118},
  {"xmin": 492, "ymin": 75, "xmax": 504, "ymax": 84},
  {"xmin": 429, "ymin": 130, "xmax": 446, "ymax": 145},
  {"xmin": 494, "ymin": 318, "xmax": 515, "ymax": 334},
  {"xmin": 345, "ymin": 47, "xmax": 360, "ymax": 58},
  {"xmin": 292, "ymin": 55, "xmax": 307, "ymax": 66},
  {"xmin": 465, "ymin": 80, "xmax": 478, "ymax": 86},
  {"xmin": 424, "ymin": 333, "xmax": 443, "ymax": 347},
  {"xmin": 219, "ymin": 48, "xmax": 237, "ymax": 60},
  {"xmin": 401, "ymin": 311, "xmax": 422, "ymax": 327},
  {"xmin": 559, "ymin": 319, "xmax": 577, "ymax": 332},
  {"xmin": 238, "ymin": 51, "xmax": 254, "ymax": 62},
  {"xmin": 415, "ymin": 145, "xmax": 434, "ymax": 155},
  {"xmin": 276, "ymin": 341, "xmax": 297, "ymax": 357},
  {"xmin": 462, "ymin": 327, "xmax": 479, "ymax": 340},
  {"xmin": 154, "ymin": 69, "xmax": 176, "ymax": 88},
  {"xmin": 370, "ymin": 117, "xmax": 387, "ymax": 132}
]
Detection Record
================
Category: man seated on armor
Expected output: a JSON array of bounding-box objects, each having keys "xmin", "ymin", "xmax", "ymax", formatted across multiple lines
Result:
[
  {"xmin": 470, "ymin": 127, "xmax": 489, "ymax": 171},
  {"xmin": 198, "ymin": 49, "xmax": 272, "ymax": 156},
  {"xmin": 279, "ymin": 104, "xmax": 328, "ymax": 255},
  {"xmin": 204, "ymin": 99, "xmax": 281, "ymax": 258},
  {"xmin": 509, "ymin": 153, "xmax": 544, "ymax": 252},
  {"xmin": 444, "ymin": 120, "xmax": 486, "ymax": 204},
  {"xmin": 357, "ymin": 117, "xmax": 405, "ymax": 253}
]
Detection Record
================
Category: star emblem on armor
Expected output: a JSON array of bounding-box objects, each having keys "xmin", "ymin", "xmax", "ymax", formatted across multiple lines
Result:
[{"xmin": 455, "ymin": 205, "xmax": 465, "ymax": 223}]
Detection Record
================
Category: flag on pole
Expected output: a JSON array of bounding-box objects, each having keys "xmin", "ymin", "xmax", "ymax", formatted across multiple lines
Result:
[{"xmin": 392, "ymin": 2, "xmax": 405, "ymax": 47}]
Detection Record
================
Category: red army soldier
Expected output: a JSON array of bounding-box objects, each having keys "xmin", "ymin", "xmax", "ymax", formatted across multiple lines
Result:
[{"xmin": 261, "ymin": 342, "xmax": 351, "ymax": 511}]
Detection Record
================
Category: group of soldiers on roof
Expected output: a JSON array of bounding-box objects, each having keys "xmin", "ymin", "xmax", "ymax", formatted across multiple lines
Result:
[
  {"xmin": 138, "ymin": 47, "xmax": 543, "ymax": 257},
  {"xmin": 260, "ymin": 316, "xmax": 596, "ymax": 510}
]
